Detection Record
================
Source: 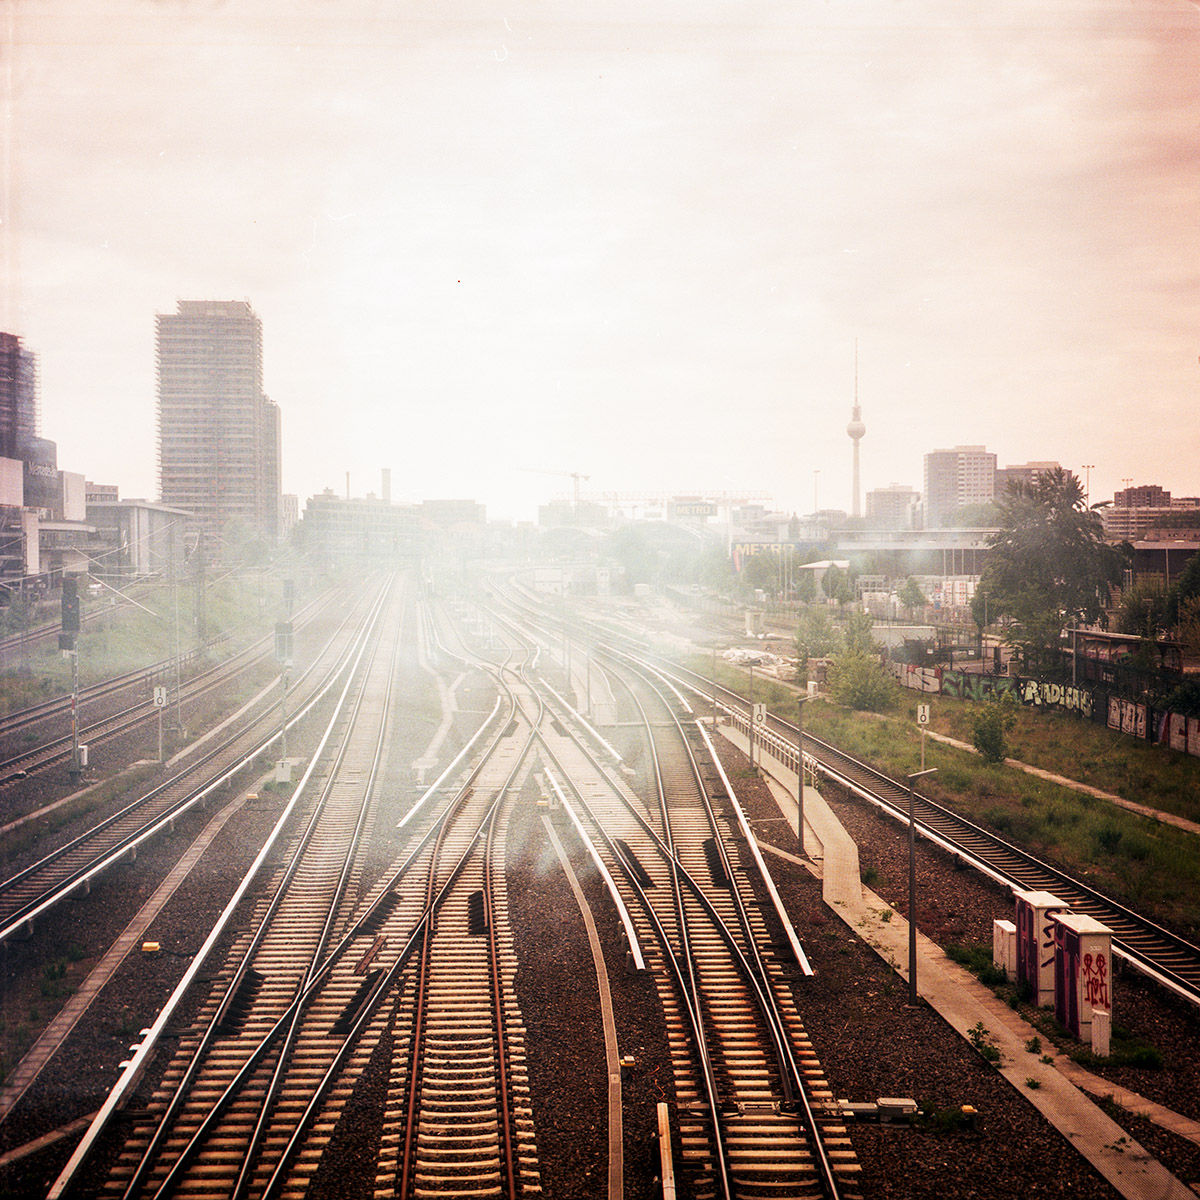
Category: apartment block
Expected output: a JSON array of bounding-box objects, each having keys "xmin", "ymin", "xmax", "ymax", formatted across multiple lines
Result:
[
  {"xmin": 156, "ymin": 300, "xmax": 281, "ymax": 548},
  {"xmin": 922, "ymin": 445, "xmax": 996, "ymax": 527}
]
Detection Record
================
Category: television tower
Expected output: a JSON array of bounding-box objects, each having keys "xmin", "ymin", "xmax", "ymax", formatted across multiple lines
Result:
[{"xmin": 846, "ymin": 344, "xmax": 866, "ymax": 518}]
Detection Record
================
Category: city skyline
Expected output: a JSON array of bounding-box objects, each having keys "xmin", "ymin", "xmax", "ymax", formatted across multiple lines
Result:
[{"xmin": 3, "ymin": 0, "xmax": 1199, "ymax": 522}]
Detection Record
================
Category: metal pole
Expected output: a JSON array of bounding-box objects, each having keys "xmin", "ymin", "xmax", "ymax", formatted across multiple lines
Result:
[
  {"xmin": 796, "ymin": 695, "xmax": 808, "ymax": 858},
  {"xmin": 907, "ymin": 767, "xmax": 938, "ymax": 1005},
  {"xmin": 172, "ymin": 532, "xmax": 182, "ymax": 740},
  {"xmin": 281, "ymin": 667, "xmax": 289, "ymax": 765},
  {"xmin": 712, "ymin": 645, "xmax": 717, "ymax": 727},
  {"xmin": 69, "ymin": 649, "xmax": 80, "ymax": 783},
  {"xmin": 748, "ymin": 661, "xmax": 755, "ymax": 770}
]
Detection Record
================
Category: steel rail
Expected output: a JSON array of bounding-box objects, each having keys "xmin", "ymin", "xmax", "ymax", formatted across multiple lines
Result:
[
  {"xmin": 505, "ymin": 608, "xmax": 838, "ymax": 1200},
  {"xmin": 0, "ymin": 585, "xmax": 341, "ymax": 784},
  {"xmin": 489, "ymin": 572, "xmax": 1200, "ymax": 1012},
  {"xmin": 47, "ymin": 578, "xmax": 397, "ymax": 1200},
  {"xmin": 630, "ymin": 644, "xmax": 1200, "ymax": 1010},
  {"xmin": 611, "ymin": 651, "xmax": 842, "ymax": 1199},
  {"xmin": 0, "ymin": 587, "xmax": 385, "ymax": 945},
  {"xmin": 265, "ymin": 640, "xmax": 541, "ymax": 1200}
]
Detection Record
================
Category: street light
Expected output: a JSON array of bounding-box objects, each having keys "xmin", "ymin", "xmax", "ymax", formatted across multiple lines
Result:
[
  {"xmin": 796, "ymin": 692, "xmax": 811, "ymax": 857},
  {"xmin": 906, "ymin": 767, "xmax": 938, "ymax": 1006}
]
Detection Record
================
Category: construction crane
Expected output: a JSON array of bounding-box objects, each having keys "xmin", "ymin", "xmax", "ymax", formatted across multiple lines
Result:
[{"xmin": 518, "ymin": 467, "xmax": 591, "ymax": 512}]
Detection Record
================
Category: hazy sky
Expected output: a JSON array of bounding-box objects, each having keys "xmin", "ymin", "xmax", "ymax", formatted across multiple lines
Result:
[{"xmin": 3, "ymin": 0, "xmax": 1199, "ymax": 522}]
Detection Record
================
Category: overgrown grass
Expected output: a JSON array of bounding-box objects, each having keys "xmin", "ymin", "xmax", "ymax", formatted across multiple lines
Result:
[
  {"xmin": 922, "ymin": 694, "xmax": 1200, "ymax": 827},
  {"xmin": 678, "ymin": 651, "xmax": 1200, "ymax": 938},
  {"xmin": 0, "ymin": 573, "xmax": 297, "ymax": 708}
]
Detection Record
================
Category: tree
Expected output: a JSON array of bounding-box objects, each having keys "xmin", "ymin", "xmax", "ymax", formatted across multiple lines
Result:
[
  {"xmin": 821, "ymin": 563, "xmax": 853, "ymax": 606},
  {"xmin": 844, "ymin": 608, "xmax": 879, "ymax": 654},
  {"xmin": 796, "ymin": 606, "xmax": 842, "ymax": 659},
  {"xmin": 897, "ymin": 577, "xmax": 926, "ymax": 618},
  {"xmin": 1113, "ymin": 576, "xmax": 1169, "ymax": 638},
  {"xmin": 740, "ymin": 550, "xmax": 781, "ymax": 597},
  {"xmin": 1167, "ymin": 550, "xmax": 1200, "ymax": 628},
  {"xmin": 942, "ymin": 501, "xmax": 1001, "ymax": 528},
  {"xmin": 605, "ymin": 527, "xmax": 657, "ymax": 586},
  {"xmin": 972, "ymin": 468, "xmax": 1128, "ymax": 676},
  {"xmin": 793, "ymin": 570, "xmax": 817, "ymax": 604},
  {"xmin": 827, "ymin": 650, "xmax": 896, "ymax": 711},
  {"xmin": 697, "ymin": 547, "xmax": 737, "ymax": 591},
  {"xmin": 1177, "ymin": 594, "xmax": 1200, "ymax": 664}
]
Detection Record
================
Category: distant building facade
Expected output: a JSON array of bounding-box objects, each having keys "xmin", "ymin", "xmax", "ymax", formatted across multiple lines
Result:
[
  {"xmin": 865, "ymin": 484, "xmax": 918, "ymax": 530},
  {"xmin": 86, "ymin": 498, "xmax": 187, "ymax": 580},
  {"xmin": 1114, "ymin": 484, "xmax": 1171, "ymax": 510},
  {"xmin": 1104, "ymin": 486, "xmax": 1200, "ymax": 541},
  {"xmin": 301, "ymin": 490, "xmax": 420, "ymax": 558},
  {"xmin": 421, "ymin": 499, "xmax": 486, "ymax": 529},
  {"xmin": 923, "ymin": 445, "xmax": 996, "ymax": 527},
  {"xmin": 0, "ymin": 332, "xmax": 39, "ymax": 461},
  {"xmin": 0, "ymin": 332, "xmax": 92, "ymax": 587},
  {"xmin": 156, "ymin": 300, "xmax": 282, "ymax": 549},
  {"xmin": 993, "ymin": 461, "xmax": 1061, "ymax": 498}
]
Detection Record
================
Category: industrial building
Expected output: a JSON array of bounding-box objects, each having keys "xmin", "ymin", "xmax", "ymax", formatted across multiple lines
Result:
[{"xmin": 86, "ymin": 495, "xmax": 188, "ymax": 580}]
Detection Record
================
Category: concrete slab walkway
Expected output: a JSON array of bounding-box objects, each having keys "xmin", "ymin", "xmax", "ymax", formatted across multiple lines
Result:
[{"xmin": 718, "ymin": 727, "xmax": 1197, "ymax": 1200}]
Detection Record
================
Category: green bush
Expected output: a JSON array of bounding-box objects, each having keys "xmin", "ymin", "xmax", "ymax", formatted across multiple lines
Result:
[
  {"xmin": 827, "ymin": 650, "xmax": 896, "ymax": 712},
  {"xmin": 972, "ymin": 695, "xmax": 1018, "ymax": 763}
]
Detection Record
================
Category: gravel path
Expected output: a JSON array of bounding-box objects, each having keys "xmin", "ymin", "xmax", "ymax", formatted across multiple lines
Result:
[{"xmin": 727, "ymin": 739, "xmax": 1200, "ymax": 1199}]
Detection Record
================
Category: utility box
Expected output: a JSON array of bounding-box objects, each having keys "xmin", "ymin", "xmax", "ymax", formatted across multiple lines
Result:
[
  {"xmin": 745, "ymin": 610, "xmax": 764, "ymax": 635},
  {"xmin": 1053, "ymin": 912, "xmax": 1113, "ymax": 1043},
  {"xmin": 992, "ymin": 919, "xmax": 1017, "ymax": 978},
  {"xmin": 1015, "ymin": 890, "xmax": 1069, "ymax": 1007}
]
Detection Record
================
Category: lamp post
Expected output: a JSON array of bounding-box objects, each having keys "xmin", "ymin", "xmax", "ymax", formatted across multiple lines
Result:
[
  {"xmin": 748, "ymin": 660, "xmax": 755, "ymax": 771},
  {"xmin": 796, "ymin": 693, "xmax": 810, "ymax": 858},
  {"xmin": 906, "ymin": 767, "xmax": 938, "ymax": 1005},
  {"xmin": 712, "ymin": 645, "xmax": 718, "ymax": 727}
]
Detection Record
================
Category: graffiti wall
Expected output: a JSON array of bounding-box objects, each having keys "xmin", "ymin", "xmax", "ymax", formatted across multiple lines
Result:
[
  {"xmin": 890, "ymin": 664, "xmax": 1092, "ymax": 717},
  {"xmin": 940, "ymin": 671, "xmax": 1020, "ymax": 704},
  {"xmin": 1106, "ymin": 696, "xmax": 1147, "ymax": 740},
  {"xmin": 889, "ymin": 662, "xmax": 1200, "ymax": 756}
]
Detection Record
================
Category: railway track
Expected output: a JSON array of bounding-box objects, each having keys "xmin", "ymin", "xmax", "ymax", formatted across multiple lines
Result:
[
  {"xmin": 489, "ymin": 598, "xmax": 857, "ymax": 1199},
  {"xmin": 489, "ymin": 579, "xmax": 1200, "ymax": 1011},
  {"xmin": 52, "ymin": 578, "xmax": 543, "ymax": 1200},
  {"xmin": 0, "ymin": 586, "xmax": 344, "ymax": 789},
  {"xmin": 0, "ymin": 581, "xmax": 390, "ymax": 946}
]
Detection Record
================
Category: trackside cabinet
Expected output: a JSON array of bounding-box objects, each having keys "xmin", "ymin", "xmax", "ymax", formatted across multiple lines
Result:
[
  {"xmin": 1014, "ymin": 890, "xmax": 1069, "ymax": 1008},
  {"xmin": 1052, "ymin": 912, "xmax": 1113, "ymax": 1042}
]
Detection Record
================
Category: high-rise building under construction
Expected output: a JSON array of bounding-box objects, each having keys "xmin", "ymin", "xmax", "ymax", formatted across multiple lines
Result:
[
  {"xmin": 156, "ymin": 300, "xmax": 281, "ymax": 548},
  {"xmin": 0, "ymin": 331, "xmax": 39, "ymax": 461}
]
